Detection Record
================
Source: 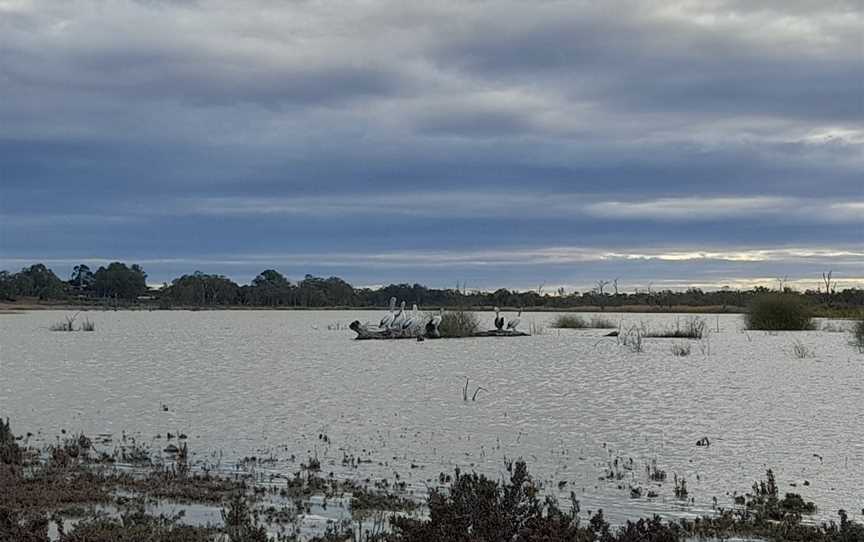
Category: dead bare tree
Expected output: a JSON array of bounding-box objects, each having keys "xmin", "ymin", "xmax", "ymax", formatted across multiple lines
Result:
[
  {"xmin": 613, "ymin": 278, "xmax": 620, "ymax": 296},
  {"xmin": 594, "ymin": 280, "xmax": 610, "ymax": 311},
  {"xmin": 822, "ymin": 271, "xmax": 836, "ymax": 305},
  {"xmin": 595, "ymin": 280, "xmax": 610, "ymax": 295}
]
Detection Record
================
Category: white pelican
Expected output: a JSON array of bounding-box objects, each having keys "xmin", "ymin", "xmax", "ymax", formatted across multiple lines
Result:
[
  {"xmin": 379, "ymin": 297, "xmax": 397, "ymax": 328},
  {"xmin": 390, "ymin": 301, "xmax": 407, "ymax": 329},
  {"xmin": 506, "ymin": 309, "xmax": 522, "ymax": 332},
  {"xmin": 493, "ymin": 306, "xmax": 504, "ymax": 330},
  {"xmin": 402, "ymin": 303, "xmax": 419, "ymax": 331},
  {"xmin": 426, "ymin": 308, "xmax": 444, "ymax": 337},
  {"xmin": 429, "ymin": 308, "xmax": 443, "ymax": 328}
]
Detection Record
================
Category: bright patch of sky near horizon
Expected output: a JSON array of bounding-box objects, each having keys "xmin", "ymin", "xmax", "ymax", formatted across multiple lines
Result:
[{"xmin": 0, "ymin": 0, "xmax": 862, "ymax": 291}]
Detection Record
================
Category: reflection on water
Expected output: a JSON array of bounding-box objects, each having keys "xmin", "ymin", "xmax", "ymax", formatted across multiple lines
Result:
[{"xmin": 1, "ymin": 310, "xmax": 862, "ymax": 523}]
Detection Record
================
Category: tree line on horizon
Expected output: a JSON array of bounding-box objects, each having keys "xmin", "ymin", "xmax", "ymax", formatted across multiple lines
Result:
[{"xmin": 1, "ymin": 262, "xmax": 863, "ymax": 310}]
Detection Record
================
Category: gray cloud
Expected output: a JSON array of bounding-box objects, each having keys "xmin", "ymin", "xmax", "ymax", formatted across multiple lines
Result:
[{"xmin": 1, "ymin": 0, "xmax": 861, "ymax": 288}]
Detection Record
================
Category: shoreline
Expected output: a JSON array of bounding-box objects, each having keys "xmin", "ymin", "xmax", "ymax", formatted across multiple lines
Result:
[
  {"xmin": 0, "ymin": 300, "xmax": 750, "ymax": 314},
  {"xmin": 3, "ymin": 301, "xmax": 860, "ymax": 319}
]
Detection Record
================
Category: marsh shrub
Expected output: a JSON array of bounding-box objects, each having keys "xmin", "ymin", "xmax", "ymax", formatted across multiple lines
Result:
[
  {"xmin": 552, "ymin": 315, "xmax": 616, "ymax": 329},
  {"xmin": 746, "ymin": 294, "xmax": 814, "ymax": 331},
  {"xmin": 552, "ymin": 314, "xmax": 587, "ymax": 328},
  {"xmin": 438, "ymin": 309, "xmax": 479, "ymax": 337}
]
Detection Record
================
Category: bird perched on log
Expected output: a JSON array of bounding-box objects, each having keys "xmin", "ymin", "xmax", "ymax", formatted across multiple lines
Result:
[
  {"xmin": 390, "ymin": 301, "xmax": 407, "ymax": 329},
  {"xmin": 379, "ymin": 297, "xmax": 397, "ymax": 328},
  {"xmin": 493, "ymin": 307, "xmax": 505, "ymax": 330},
  {"xmin": 506, "ymin": 309, "xmax": 522, "ymax": 332},
  {"xmin": 403, "ymin": 304, "xmax": 420, "ymax": 332},
  {"xmin": 426, "ymin": 308, "xmax": 443, "ymax": 337}
]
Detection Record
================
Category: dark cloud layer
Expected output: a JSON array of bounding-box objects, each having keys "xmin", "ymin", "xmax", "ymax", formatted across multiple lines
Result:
[{"xmin": 0, "ymin": 0, "xmax": 861, "ymax": 290}]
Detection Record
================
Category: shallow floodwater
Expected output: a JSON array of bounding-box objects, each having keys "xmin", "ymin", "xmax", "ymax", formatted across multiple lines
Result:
[{"xmin": 1, "ymin": 310, "xmax": 862, "ymax": 525}]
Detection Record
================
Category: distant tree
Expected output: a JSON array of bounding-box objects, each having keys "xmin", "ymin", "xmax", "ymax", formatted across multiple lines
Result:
[
  {"xmin": 594, "ymin": 280, "xmax": 610, "ymax": 311},
  {"xmin": 821, "ymin": 271, "xmax": 836, "ymax": 306},
  {"xmin": 70, "ymin": 264, "xmax": 96, "ymax": 291},
  {"xmin": 0, "ymin": 271, "xmax": 14, "ymax": 300},
  {"xmin": 93, "ymin": 262, "xmax": 147, "ymax": 300},
  {"xmin": 12, "ymin": 264, "xmax": 66, "ymax": 299},
  {"xmin": 249, "ymin": 269, "xmax": 294, "ymax": 306},
  {"xmin": 164, "ymin": 272, "xmax": 239, "ymax": 305}
]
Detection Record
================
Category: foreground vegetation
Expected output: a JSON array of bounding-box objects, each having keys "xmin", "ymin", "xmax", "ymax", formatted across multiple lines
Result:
[
  {"xmin": 2, "ymin": 417, "xmax": 862, "ymax": 542},
  {"xmin": 3, "ymin": 262, "xmax": 864, "ymax": 317}
]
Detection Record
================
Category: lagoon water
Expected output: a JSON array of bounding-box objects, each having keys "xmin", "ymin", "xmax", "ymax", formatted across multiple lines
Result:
[{"xmin": 1, "ymin": 310, "xmax": 862, "ymax": 524}]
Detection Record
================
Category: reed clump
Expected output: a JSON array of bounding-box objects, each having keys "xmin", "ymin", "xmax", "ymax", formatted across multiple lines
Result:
[
  {"xmin": 48, "ymin": 313, "xmax": 95, "ymax": 332},
  {"xmin": 670, "ymin": 342, "xmax": 691, "ymax": 357},
  {"xmin": 852, "ymin": 318, "xmax": 864, "ymax": 353},
  {"xmin": 791, "ymin": 339, "xmax": 813, "ymax": 359},
  {"xmin": 49, "ymin": 317, "xmax": 75, "ymax": 332},
  {"xmin": 438, "ymin": 309, "xmax": 479, "ymax": 338},
  {"xmin": 646, "ymin": 317, "xmax": 706, "ymax": 339},
  {"xmin": 746, "ymin": 294, "xmax": 814, "ymax": 331}
]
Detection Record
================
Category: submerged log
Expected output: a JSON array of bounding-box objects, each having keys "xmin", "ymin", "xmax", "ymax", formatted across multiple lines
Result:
[
  {"xmin": 471, "ymin": 329, "xmax": 530, "ymax": 337},
  {"xmin": 349, "ymin": 320, "xmax": 421, "ymax": 340},
  {"xmin": 349, "ymin": 321, "xmax": 529, "ymax": 340}
]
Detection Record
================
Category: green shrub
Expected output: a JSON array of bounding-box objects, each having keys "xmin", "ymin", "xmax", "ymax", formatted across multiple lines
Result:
[
  {"xmin": 438, "ymin": 309, "xmax": 480, "ymax": 338},
  {"xmin": 745, "ymin": 294, "xmax": 814, "ymax": 331}
]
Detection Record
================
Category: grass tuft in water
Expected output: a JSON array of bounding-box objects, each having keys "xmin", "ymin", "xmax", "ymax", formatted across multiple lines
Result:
[
  {"xmin": 645, "ymin": 316, "xmax": 706, "ymax": 339},
  {"xmin": 791, "ymin": 339, "xmax": 813, "ymax": 359},
  {"xmin": 670, "ymin": 342, "xmax": 691, "ymax": 357},
  {"xmin": 49, "ymin": 313, "xmax": 94, "ymax": 332}
]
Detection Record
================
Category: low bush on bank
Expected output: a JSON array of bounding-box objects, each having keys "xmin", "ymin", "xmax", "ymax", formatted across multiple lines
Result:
[
  {"xmin": 746, "ymin": 294, "xmax": 814, "ymax": 331},
  {"xmin": 438, "ymin": 309, "xmax": 480, "ymax": 338}
]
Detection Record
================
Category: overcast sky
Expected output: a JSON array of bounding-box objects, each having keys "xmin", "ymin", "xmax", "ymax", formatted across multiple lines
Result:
[{"xmin": 1, "ymin": 0, "xmax": 862, "ymax": 291}]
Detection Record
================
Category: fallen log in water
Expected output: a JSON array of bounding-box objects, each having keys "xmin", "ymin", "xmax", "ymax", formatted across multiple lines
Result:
[{"xmin": 349, "ymin": 320, "xmax": 529, "ymax": 340}]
